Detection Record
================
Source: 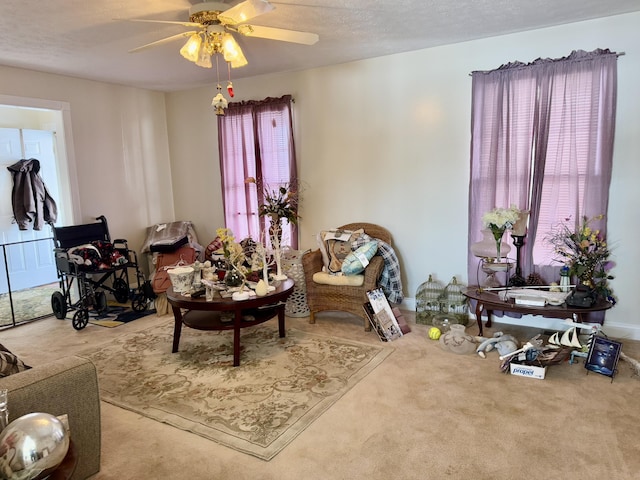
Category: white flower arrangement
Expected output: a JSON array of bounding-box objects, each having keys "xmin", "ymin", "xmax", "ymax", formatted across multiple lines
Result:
[{"xmin": 482, "ymin": 205, "xmax": 521, "ymax": 230}]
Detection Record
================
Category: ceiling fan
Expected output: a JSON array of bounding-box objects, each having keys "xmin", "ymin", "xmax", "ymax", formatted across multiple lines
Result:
[{"xmin": 127, "ymin": 0, "xmax": 319, "ymax": 69}]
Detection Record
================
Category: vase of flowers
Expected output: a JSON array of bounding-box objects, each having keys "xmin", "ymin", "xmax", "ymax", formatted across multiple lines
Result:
[
  {"xmin": 481, "ymin": 205, "xmax": 521, "ymax": 260},
  {"xmin": 245, "ymin": 177, "xmax": 301, "ymax": 280},
  {"xmin": 547, "ymin": 215, "xmax": 615, "ymax": 302},
  {"xmin": 214, "ymin": 228, "xmax": 248, "ymax": 288}
]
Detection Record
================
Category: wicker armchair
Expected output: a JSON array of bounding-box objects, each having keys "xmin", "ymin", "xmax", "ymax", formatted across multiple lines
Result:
[{"xmin": 302, "ymin": 222, "xmax": 392, "ymax": 331}]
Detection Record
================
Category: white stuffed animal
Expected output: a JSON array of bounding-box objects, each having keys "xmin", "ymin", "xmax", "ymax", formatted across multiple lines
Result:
[{"xmin": 474, "ymin": 331, "xmax": 519, "ymax": 359}]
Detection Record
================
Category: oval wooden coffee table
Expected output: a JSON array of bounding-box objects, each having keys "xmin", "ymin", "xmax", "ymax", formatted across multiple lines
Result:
[{"xmin": 167, "ymin": 279, "xmax": 294, "ymax": 367}]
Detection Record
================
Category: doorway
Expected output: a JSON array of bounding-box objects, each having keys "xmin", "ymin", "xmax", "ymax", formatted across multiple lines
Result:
[{"xmin": 0, "ymin": 96, "xmax": 78, "ymax": 326}]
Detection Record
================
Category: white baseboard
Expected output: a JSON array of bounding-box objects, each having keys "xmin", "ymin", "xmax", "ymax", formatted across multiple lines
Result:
[{"xmin": 400, "ymin": 296, "xmax": 640, "ymax": 341}]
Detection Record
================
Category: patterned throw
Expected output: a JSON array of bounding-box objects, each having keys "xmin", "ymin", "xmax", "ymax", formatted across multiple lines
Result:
[{"xmin": 80, "ymin": 320, "xmax": 391, "ymax": 460}]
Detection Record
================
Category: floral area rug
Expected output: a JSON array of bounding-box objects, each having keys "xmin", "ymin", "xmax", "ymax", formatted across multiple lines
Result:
[
  {"xmin": 0, "ymin": 283, "xmax": 58, "ymax": 327},
  {"xmin": 80, "ymin": 319, "xmax": 392, "ymax": 460}
]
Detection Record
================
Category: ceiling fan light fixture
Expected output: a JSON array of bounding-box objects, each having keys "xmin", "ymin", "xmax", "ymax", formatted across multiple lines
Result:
[
  {"xmin": 221, "ymin": 33, "xmax": 247, "ymax": 68},
  {"xmin": 196, "ymin": 49, "xmax": 213, "ymax": 68},
  {"xmin": 180, "ymin": 34, "xmax": 202, "ymax": 62}
]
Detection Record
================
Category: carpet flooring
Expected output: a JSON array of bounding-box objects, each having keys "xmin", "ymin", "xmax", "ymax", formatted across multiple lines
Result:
[
  {"xmin": 79, "ymin": 319, "xmax": 391, "ymax": 460},
  {"xmin": 3, "ymin": 312, "xmax": 640, "ymax": 479}
]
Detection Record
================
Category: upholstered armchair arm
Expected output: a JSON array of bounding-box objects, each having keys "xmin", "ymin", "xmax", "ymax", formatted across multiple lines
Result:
[{"xmin": 3, "ymin": 356, "xmax": 101, "ymax": 480}]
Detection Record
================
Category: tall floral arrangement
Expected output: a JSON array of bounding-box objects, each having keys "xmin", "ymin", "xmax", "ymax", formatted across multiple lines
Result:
[
  {"xmin": 245, "ymin": 177, "xmax": 300, "ymax": 226},
  {"xmin": 481, "ymin": 205, "xmax": 522, "ymax": 259},
  {"xmin": 547, "ymin": 215, "xmax": 614, "ymax": 301},
  {"xmin": 246, "ymin": 177, "xmax": 301, "ymax": 280}
]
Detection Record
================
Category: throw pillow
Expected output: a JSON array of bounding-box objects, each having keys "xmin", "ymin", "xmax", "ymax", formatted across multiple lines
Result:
[
  {"xmin": 341, "ymin": 241, "xmax": 378, "ymax": 275},
  {"xmin": 317, "ymin": 229, "xmax": 364, "ymax": 273},
  {"xmin": 0, "ymin": 343, "xmax": 31, "ymax": 377}
]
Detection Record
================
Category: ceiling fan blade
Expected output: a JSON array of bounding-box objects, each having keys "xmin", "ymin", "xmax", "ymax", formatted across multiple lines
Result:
[
  {"xmin": 128, "ymin": 31, "xmax": 199, "ymax": 53},
  {"xmin": 237, "ymin": 24, "xmax": 319, "ymax": 45},
  {"xmin": 125, "ymin": 18, "xmax": 202, "ymax": 28},
  {"xmin": 218, "ymin": 0, "xmax": 275, "ymax": 26}
]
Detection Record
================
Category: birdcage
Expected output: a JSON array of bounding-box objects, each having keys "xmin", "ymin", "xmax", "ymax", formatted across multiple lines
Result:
[
  {"xmin": 441, "ymin": 276, "xmax": 469, "ymax": 326},
  {"xmin": 415, "ymin": 274, "xmax": 445, "ymax": 325}
]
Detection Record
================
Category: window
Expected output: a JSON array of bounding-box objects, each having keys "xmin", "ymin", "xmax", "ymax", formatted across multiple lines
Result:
[
  {"xmin": 468, "ymin": 50, "xmax": 618, "ymax": 285},
  {"xmin": 217, "ymin": 95, "xmax": 298, "ymax": 248}
]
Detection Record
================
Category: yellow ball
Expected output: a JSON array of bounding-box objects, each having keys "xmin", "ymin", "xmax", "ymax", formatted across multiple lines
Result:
[{"xmin": 428, "ymin": 327, "xmax": 442, "ymax": 340}]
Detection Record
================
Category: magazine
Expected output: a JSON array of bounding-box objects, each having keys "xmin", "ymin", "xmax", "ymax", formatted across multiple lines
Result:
[{"xmin": 366, "ymin": 287, "xmax": 403, "ymax": 341}]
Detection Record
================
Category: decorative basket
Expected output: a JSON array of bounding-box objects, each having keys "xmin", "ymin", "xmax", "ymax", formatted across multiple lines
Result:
[
  {"xmin": 415, "ymin": 274, "xmax": 445, "ymax": 325},
  {"xmin": 282, "ymin": 249, "xmax": 311, "ymax": 317}
]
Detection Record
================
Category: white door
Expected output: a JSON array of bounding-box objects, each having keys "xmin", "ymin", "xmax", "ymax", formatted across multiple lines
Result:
[{"xmin": 0, "ymin": 128, "xmax": 59, "ymax": 293}]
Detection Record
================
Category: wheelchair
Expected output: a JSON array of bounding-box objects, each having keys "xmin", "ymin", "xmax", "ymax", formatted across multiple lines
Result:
[{"xmin": 50, "ymin": 215, "xmax": 154, "ymax": 330}]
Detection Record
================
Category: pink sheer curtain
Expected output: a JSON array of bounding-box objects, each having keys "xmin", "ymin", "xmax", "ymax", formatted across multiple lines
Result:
[
  {"xmin": 468, "ymin": 50, "xmax": 617, "ymax": 307},
  {"xmin": 218, "ymin": 95, "xmax": 298, "ymax": 248}
]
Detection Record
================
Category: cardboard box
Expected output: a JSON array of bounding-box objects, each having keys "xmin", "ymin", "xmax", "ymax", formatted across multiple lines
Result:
[{"xmin": 509, "ymin": 359, "xmax": 547, "ymax": 380}]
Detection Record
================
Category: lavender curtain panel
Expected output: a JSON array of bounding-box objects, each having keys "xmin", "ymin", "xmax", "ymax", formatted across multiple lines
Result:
[
  {"xmin": 218, "ymin": 95, "xmax": 299, "ymax": 248},
  {"xmin": 468, "ymin": 50, "xmax": 617, "ymax": 299}
]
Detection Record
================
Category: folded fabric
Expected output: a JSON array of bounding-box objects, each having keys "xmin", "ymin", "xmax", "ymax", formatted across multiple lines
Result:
[
  {"xmin": 312, "ymin": 271, "xmax": 364, "ymax": 287},
  {"xmin": 341, "ymin": 241, "xmax": 378, "ymax": 275},
  {"xmin": 354, "ymin": 234, "xmax": 404, "ymax": 304}
]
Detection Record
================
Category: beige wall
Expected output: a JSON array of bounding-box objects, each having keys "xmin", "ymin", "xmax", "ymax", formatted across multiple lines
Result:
[
  {"xmin": 0, "ymin": 69, "xmax": 175, "ymax": 254},
  {"xmin": 167, "ymin": 12, "xmax": 640, "ymax": 338},
  {"xmin": 1, "ymin": 12, "xmax": 638, "ymax": 338}
]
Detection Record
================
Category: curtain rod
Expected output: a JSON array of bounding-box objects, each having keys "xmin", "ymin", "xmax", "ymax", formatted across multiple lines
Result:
[{"xmin": 468, "ymin": 51, "xmax": 625, "ymax": 76}]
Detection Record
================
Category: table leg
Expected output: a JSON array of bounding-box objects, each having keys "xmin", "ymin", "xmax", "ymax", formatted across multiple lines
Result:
[
  {"xmin": 278, "ymin": 305, "xmax": 286, "ymax": 338},
  {"xmin": 233, "ymin": 309, "xmax": 242, "ymax": 367},
  {"xmin": 171, "ymin": 305, "xmax": 183, "ymax": 353},
  {"xmin": 475, "ymin": 302, "xmax": 484, "ymax": 336}
]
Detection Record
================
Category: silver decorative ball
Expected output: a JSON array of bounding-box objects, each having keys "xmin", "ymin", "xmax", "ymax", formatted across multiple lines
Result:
[{"xmin": 0, "ymin": 412, "xmax": 69, "ymax": 480}]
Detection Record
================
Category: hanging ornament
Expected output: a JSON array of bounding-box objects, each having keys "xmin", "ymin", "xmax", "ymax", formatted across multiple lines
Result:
[
  {"xmin": 212, "ymin": 84, "xmax": 228, "ymax": 116},
  {"xmin": 212, "ymin": 55, "xmax": 228, "ymax": 115},
  {"xmin": 227, "ymin": 63, "xmax": 235, "ymax": 97}
]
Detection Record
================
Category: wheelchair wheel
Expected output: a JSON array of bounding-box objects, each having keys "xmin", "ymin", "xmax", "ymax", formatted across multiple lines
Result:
[
  {"xmin": 94, "ymin": 291, "xmax": 108, "ymax": 314},
  {"xmin": 113, "ymin": 278, "xmax": 130, "ymax": 303},
  {"xmin": 131, "ymin": 293, "xmax": 148, "ymax": 312},
  {"xmin": 72, "ymin": 309, "xmax": 89, "ymax": 330},
  {"xmin": 51, "ymin": 292, "xmax": 67, "ymax": 319}
]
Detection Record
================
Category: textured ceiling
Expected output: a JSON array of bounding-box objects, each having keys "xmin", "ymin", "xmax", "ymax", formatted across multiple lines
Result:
[{"xmin": 0, "ymin": 0, "xmax": 638, "ymax": 92}]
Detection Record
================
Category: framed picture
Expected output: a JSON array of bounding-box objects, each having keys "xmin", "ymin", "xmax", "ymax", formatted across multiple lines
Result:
[{"xmin": 585, "ymin": 336, "xmax": 622, "ymax": 379}]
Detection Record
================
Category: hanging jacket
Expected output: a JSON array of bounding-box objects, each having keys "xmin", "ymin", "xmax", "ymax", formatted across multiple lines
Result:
[{"xmin": 7, "ymin": 158, "xmax": 58, "ymax": 230}]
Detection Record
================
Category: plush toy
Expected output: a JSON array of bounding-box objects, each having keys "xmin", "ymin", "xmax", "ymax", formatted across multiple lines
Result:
[{"xmin": 474, "ymin": 331, "xmax": 519, "ymax": 359}]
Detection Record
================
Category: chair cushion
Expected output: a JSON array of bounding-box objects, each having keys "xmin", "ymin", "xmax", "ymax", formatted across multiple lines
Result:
[
  {"xmin": 341, "ymin": 241, "xmax": 378, "ymax": 275},
  {"xmin": 317, "ymin": 229, "xmax": 364, "ymax": 273},
  {"xmin": 313, "ymin": 272, "xmax": 365, "ymax": 286}
]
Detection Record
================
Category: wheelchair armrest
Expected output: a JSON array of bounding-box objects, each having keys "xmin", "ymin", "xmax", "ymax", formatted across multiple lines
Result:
[{"xmin": 113, "ymin": 238, "xmax": 129, "ymax": 251}]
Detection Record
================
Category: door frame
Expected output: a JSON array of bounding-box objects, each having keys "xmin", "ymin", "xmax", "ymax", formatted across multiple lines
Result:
[{"xmin": 0, "ymin": 94, "xmax": 80, "ymax": 224}]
